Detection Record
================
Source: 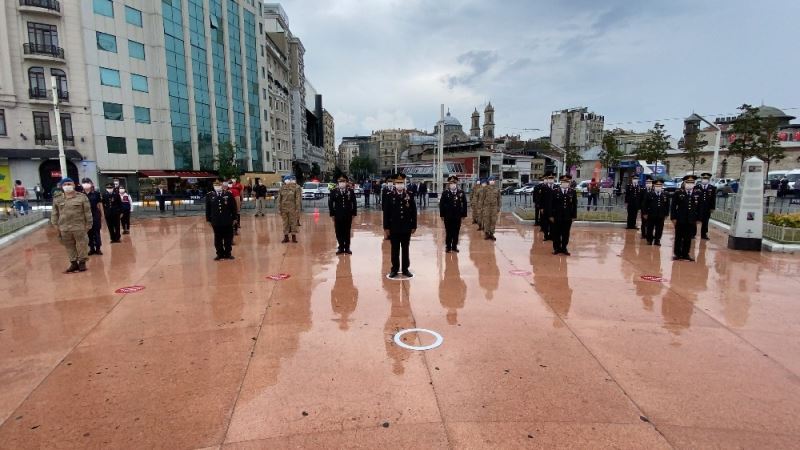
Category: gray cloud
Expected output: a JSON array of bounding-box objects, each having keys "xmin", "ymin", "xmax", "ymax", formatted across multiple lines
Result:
[{"xmin": 445, "ymin": 50, "xmax": 499, "ymax": 88}]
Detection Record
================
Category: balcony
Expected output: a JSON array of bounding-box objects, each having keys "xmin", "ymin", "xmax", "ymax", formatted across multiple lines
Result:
[
  {"xmin": 28, "ymin": 87, "xmax": 69, "ymax": 102},
  {"xmin": 35, "ymin": 136, "xmax": 74, "ymax": 147},
  {"xmin": 19, "ymin": 0, "xmax": 61, "ymax": 15},
  {"xmin": 23, "ymin": 43, "xmax": 65, "ymax": 61}
]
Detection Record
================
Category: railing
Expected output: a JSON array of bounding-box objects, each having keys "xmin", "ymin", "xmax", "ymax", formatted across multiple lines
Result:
[
  {"xmin": 19, "ymin": 0, "xmax": 60, "ymax": 12},
  {"xmin": 23, "ymin": 43, "xmax": 64, "ymax": 59},
  {"xmin": 35, "ymin": 136, "xmax": 74, "ymax": 146},
  {"xmin": 762, "ymin": 223, "xmax": 800, "ymax": 244}
]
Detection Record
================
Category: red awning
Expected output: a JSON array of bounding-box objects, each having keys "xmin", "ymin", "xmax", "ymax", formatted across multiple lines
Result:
[
  {"xmin": 139, "ymin": 170, "xmax": 178, "ymax": 178},
  {"xmin": 138, "ymin": 170, "xmax": 217, "ymax": 179},
  {"xmin": 175, "ymin": 171, "xmax": 217, "ymax": 179}
]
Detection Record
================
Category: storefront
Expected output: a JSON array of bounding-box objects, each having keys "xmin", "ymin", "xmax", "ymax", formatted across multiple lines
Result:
[{"xmin": 138, "ymin": 170, "xmax": 217, "ymax": 201}]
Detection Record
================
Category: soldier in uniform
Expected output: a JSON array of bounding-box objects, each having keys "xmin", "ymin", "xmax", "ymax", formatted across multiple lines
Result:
[
  {"xmin": 470, "ymin": 180, "xmax": 483, "ymax": 225},
  {"xmin": 548, "ymin": 175, "xmax": 578, "ymax": 255},
  {"xmin": 481, "ymin": 177, "xmax": 501, "ymax": 241},
  {"xmin": 328, "ymin": 175, "xmax": 358, "ymax": 255},
  {"xmin": 670, "ymin": 175, "xmax": 702, "ymax": 261},
  {"xmin": 81, "ymin": 178, "xmax": 103, "ymax": 256},
  {"xmin": 383, "ymin": 173, "xmax": 417, "ymax": 278},
  {"xmin": 639, "ymin": 176, "xmax": 654, "ymax": 239},
  {"xmin": 474, "ymin": 178, "xmax": 488, "ymax": 230},
  {"xmin": 539, "ymin": 174, "xmax": 556, "ymax": 241},
  {"xmin": 532, "ymin": 175, "xmax": 545, "ymax": 226},
  {"xmin": 277, "ymin": 175, "xmax": 302, "ymax": 243},
  {"xmin": 102, "ymin": 182, "xmax": 123, "ymax": 243},
  {"xmin": 51, "ymin": 178, "xmax": 92, "ymax": 273},
  {"xmin": 439, "ymin": 175, "xmax": 468, "ymax": 253},
  {"xmin": 696, "ymin": 172, "xmax": 717, "ymax": 240},
  {"xmin": 205, "ymin": 180, "xmax": 237, "ymax": 260},
  {"xmin": 641, "ymin": 179, "xmax": 670, "ymax": 246},
  {"xmin": 624, "ymin": 177, "xmax": 643, "ymax": 230}
]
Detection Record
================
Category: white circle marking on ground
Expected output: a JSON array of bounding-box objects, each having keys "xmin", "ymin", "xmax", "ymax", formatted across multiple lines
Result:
[{"xmin": 393, "ymin": 328, "xmax": 444, "ymax": 351}]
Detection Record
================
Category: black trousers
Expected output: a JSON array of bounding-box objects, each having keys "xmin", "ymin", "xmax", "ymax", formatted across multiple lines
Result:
[
  {"xmin": 390, "ymin": 232, "xmax": 411, "ymax": 273},
  {"xmin": 551, "ymin": 219, "xmax": 573, "ymax": 252},
  {"xmin": 587, "ymin": 194, "xmax": 598, "ymax": 210},
  {"xmin": 364, "ymin": 192, "xmax": 370, "ymax": 207},
  {"xmin": 212, "ymin": 224, "xmax": 234, "ymax": 257},
  {"xmin": 444, "ymin": 217, "xmax": 462, "ymax": 250},
  {"xmin": 418, "ymin": 193, "xmax": 427, "ymax": 208},
  {"xmin": 645, "ymin": 216, "xmax": 665, "ymax": 242},
  {"xmin": 541, "ymin": 212, "xmax": 551, "ymax": 238},
  {"xmin": 700, "ymin": 210, "xmax": 712, "ymax": 237},
  {"xmin": 105, "ymin": 210, "xmax": 121, "ymax": 241},
  {"xmin": 121, "ymin": 210, "xmax": 131, "ymax": 231},
  {"xmin": 158, "ymin": 198, "xmax": 166, "ymax": 212},
  {"xmin": 534, "ymin": 204, "xmax": 540, "ymax": 225},
  {"xmin": 88, "ymin": 217, "xmax": 102, "ymax": 250},
  {"xmin": 674, "ymin": 222, "xmax": 695, "ymax": 257},
  {"xmin": 626, "ymin": 205, "xmax": 639, "ymax": 228},
  {"xmin": 334, "ymin": 216, "xmax": 353, "ymax": 250}
]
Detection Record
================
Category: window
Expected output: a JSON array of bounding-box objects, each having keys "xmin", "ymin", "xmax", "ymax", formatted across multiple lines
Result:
[
  {"xmin": 125, "ymin": 6, "xmax": 142, "ymax": 26},
  {"xmin": 131, "ymin": 74, "xmax": 148, "ymax": 92},
  {"xmin": 99, "ymin": 67, "xmax": 120, "ymax": 87},
  {"xmin": 128, "ymin": 40, "xmax": 145, "ymax": 60},
  {"xmin": 93, "ymin": 0, "xmax": 113, "ymax": 17},
  {"xmin": 28, "ymin": 67, "xmax": 46, "ymax": 99},
  {"xmin": 134, "ymin": 106, "xmax": 151, "ymax": 124},
  {"xmin": 61, "ymin": 113, "xmax": 74, "ymax": 145},
  {"xmin": 32, "ymin": 111, "xmax": 51, "ymax": 144},
  {"xmin": 27, "ymin": 22, "xmax": 58, "ymax": 47},
  {"xmin": 137, "ymin": 138, "xmax": 153, "ymax": 155},
  {"xmin": 96, "ymin": 32, "xmax": 117, "ymax": 52},
  {"xmin": 209, "ymin": 15, "xmax": 219, "ymax": 29},
  {"xmin": 106, "ymin": 136, "xmax": 127, "ymax": 154},
  {"xmin": 103, "ymin": 102, "xmax": 123, "ymax": 120},
  {"xmin": 0, "ymin": 109, "xmax": 6, "ymax": 136},
  {"xmin": 51, "ymin": 69, "xmax": 68, "ymax": 100}
]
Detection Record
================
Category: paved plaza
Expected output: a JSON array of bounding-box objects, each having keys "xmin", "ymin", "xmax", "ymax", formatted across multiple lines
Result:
[{"xmin": 1, "ymin": 210, "xmax": 799, "ymax": 449}]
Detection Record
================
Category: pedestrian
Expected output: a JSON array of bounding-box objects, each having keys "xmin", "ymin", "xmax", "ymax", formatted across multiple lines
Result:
[
  {"xmin": 229, "ymin": 178, "xmax": 243, "ymax": 235},
  {"xmin": 156, "ymin": 183, "xmax": 169, "ymax": 213},
  {"xmin": 102, "ymin": 182, "xmax": 123, "ymax": 243},
  {"xmin": 50, "ymin": 178, "xmax": 92, "ymax": 273},
  {"xmin": 470, "ymin": 180, "xmax": 483, "ymax": 226},
  {"xmin": 548, "ymin": 175, "xmax": 578, "ymax": 255},
  {"xmin": 481, "ymin": 177, "xmax": 501, "ymax": 241},
  {"xmin": 34, "ymin": 183, "xmax": 43, "ymax": 203},
  {"xmin": 206, "ymin": 180, "xmax": 237, "ymax": 260},
  {"xmin": 641, "ymin": 179, "xmax": 670, "ymax": 246},
  {"xmin": 440, "ymin": 175, "xmax": 467, "ymax": 252},
  {"xmin": 697, "ymin": 172, "xmax": 717, "ymax": 240},
  {"xmin": 418, "ymin": 182, "xmax": 428, "ymax": 208},
  {"xmin": 539, "ymin": 174, "xmax": 556, "ymax": 241},
  {"xmin": 119, "ymin": 185, "xmax": 132, "ymax": 235},
  {"xmin": 82, "ymin": 178, "xmax": 103, "ymax": 255},
  {"xmin": 363, "ymin": 179, "xmax": 372, "ymax": 208},
  {"xmin": 625, "ymin": 177, "xmax": 643, "ymax": 230},
  {"xmin": 277, "ymin": 175, "xmax": 301, "ymax": 243},
  {"xmin": 12, "ymin": 180, "xmax": 29, "ymax": 215},
  {"xmin": 587, "ymin": 177, "xmax": 600, "ymax": 211},
  {"xmin": 640, "ymin": 176, "xmax": 654, "ymax": 239},
  {"xmin": 670, "ymin": 175, "xmax": 701, "ymax": 261},
  {"xmin": 329, "ymin": 175, "xmax": 358, "ymax": 255},
  {"xmin": 253, "ymin": 178, "xmax": 268, "ymax": 216},
  {"xmin": 383, "ymin": 173, "xmax": 417, "ymax": 278}
]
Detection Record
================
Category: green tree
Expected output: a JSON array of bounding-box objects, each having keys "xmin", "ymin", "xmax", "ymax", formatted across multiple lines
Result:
[
  {"xmin": 349, "ymin": 156, "xmax": 376, "ymax": 181},
  {"xmin": 331, "ymin": 166, "xmax": 344, "ymax": 181},
  {"xmin": 564, "ymin": 145, "xmax": 583, "ymax": 173},
  {"xmin": 727, "ymin": 104, "xmax": 762, "ymax": 169},
  {"xmin": 599, "ymin": 132, "xmax": 625, "ymax": 177},
  {"xmin": 757, "ymin": 117, "xmax": 784, "ymax": 179},
  {"xmin": 311, "ymin": 162, "xmax": 321, "ymax": 179},
  {"xmin": 635, "ymin": 122, "xmax": 671, "ymax": 178},
  {"xmin": 681, "ymin": 132, "xmax": 707, "ymax": 175},
  {"xmin": 214, "ymin": 142, "xmax": 241, "ymax": 180}
]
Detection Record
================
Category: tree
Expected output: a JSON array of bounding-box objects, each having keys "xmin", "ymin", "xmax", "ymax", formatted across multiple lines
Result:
[
  {"xmin": 599, "ymin": 132, "xmax": 625, "ymax": 177},
  {"xmin": 310, "ymin": 162, "xmax": 321, "ymax": 179},
  {"xmin": 214, "ymin": 142, "xmax": 241, "ymax": 180},
  {"xmin": 331, "ymin": 165, "xmax": 344, "ymax": 181},
  {"xmin": 727, "ymin": 104, "xmax": 762, "ymax": 170},
  {"xmin": 757, "ymin": 117, "xmax": 784, "ymax": 179},
  {"xmin": 635, "ymin": 122, "xmax": 671, "ymax": 178},
  {"xmin": 349, "ymin": 156, "xmax": 376, "ymax": 181},
  {"xmin": 681, "ymin": 131, "xmax": 707, "ymax": 175}
]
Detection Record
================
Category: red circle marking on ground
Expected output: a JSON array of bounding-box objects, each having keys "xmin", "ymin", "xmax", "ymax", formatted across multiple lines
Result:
[
  {"xmin": 266, "ymin": 273, "xmax": 291, "ymax": 281},
  {"xmin": 115, "ymin": 285, "xmax": 146, "ymax": 294},
  {"xmin": 640, "ymin": 275, "xmax": 666, "ymax": 283},
  {"xmin": 509, "ymin": 269, "xmax": 532, "ymax": 277}
]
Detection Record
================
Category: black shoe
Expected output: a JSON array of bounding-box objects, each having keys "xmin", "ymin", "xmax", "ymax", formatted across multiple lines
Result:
[
  {"xmin": 672, "ymin": 256, "xmax": 680, "ymax": 261},
  {"xmin": 336, "ymin": 249, "xmax": 344, "ymax": 255},
  {"xmin": 214, "ymin": 256, "xmax": 223, "ymax": 261},
  {"xmin": 654, "ymin": 240, "xmax": 661, "ymax": 246},
  {"xmin": 552, "ymin": 250, "xmax": 560, "ymax": 255},
  {"xmin": 647, "ymin": 240, "xmax": 653, "ymax": 245},
  {"xmin": 446, "ymin": 248, "xmax": 452, "ymax": 253},
  {"xmin": 345, "ymin": 249, "xmax": 352, "ymax": 255},
  {"xmin": 123, "ymin": 230, "xmax": 130, "ymax": 235},
  {"xmin": 562, "ymin": 249, "xmax": 571, "ymax": 256},
  {"xmin": 88, "ymin": 249, "xmax": 96, "ymax": 256},
  {"xmin": 701, "ymin": 235, "xmax": 710, "ymax": 240},
  {"xmin": 225, "ymin": 255, "xmax": 235, "ymax": 260},
  {"xmin": 65, "ymin": 262, "xmax": 79, "ymax": 273},
  {"xmin": 95, "ymin": 249, "xmax": 103, "ymax": 255},
  {"xmin": 490, "ymin": 234, "xmax": 497, "ymax": 241},
  {"xmin": 291, "ymin": 235, "xmax": 298, "ymax": 243},
  {"xmin": 388, "ymin": 271, "xmax": 398, "ymax": 278},
  {"xmin": 78, "ymin": 261, "xmax": 87, "ymax": 272},
  {"xmin": 452, "ymin": 247, "xmax": 459, "ymax": 253},
  {"xmin": 282, "ymin": 235, "xmax": 289, "ymax": 243},
  {"xmin": 684, "ymin": 256, "xmax": 695, "ymax": 262},
  {"xmin": 402, "ymin": 271, "xmax": 413, "ymax": 277}
]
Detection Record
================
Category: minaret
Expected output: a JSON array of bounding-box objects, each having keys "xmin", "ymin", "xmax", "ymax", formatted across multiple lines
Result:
[
  {"xmin": 483, "ymin": 102, "xmax": 495, "ymax": 140},
  {"xmin": 470, "ymin": 108, "xmax": 480, "ymax": 137}
]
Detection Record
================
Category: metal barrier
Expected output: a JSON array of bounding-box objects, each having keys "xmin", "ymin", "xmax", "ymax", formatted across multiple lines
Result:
[{"xmin": 763, "ymin": 223, "xmax": 800, "ymax": 243}]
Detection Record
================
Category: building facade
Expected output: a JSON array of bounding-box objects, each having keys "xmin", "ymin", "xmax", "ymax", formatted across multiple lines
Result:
[
  {"xmin": 550, "ymin": 107, "xmax": 604, "ymax": 151},
  {"xmin": 262, "ymin": 3, "xmax": 292, "ymax": 176},
  {"xmin": 322, "ymin": 108, "xmax": 334, "ymax": 173}
]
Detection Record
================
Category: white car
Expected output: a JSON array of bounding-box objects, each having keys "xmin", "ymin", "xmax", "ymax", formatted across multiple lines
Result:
[{"xmin": 302, "ymin": 182, "xmax": 323, "ymax": 200}]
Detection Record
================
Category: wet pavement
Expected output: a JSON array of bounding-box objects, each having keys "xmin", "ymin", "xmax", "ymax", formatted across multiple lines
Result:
[{"xmin": 1, "ymin": 210, "xmax": 799, "ymax": 449}]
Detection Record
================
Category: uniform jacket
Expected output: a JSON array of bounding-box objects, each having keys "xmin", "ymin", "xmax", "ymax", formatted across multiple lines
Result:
[
  {"xmin": 639, "ymin": 187, "xmax": 653, "ymax": 209},
  {"xmin": 277, "ymin": 184, "xmax": 302, "ymax": 214},
  {"xmin": 548, "ymin": 187, "xmax": 578, "ymax": 221},
  {"xmin": 538, "ymin": 184, "xmax": 556, "ymax": 214},
  {"xmin": 470, "ymin": 185, "xmax": 483, "ymax": 210},
  {"xmin": 625, "ymin": 184, "xmax": 644, "ymax": 207},
  {"xmin": 439, "ymin": 188, "xmax": 467, "ymax": 220},
  {"xmin": 482, "ymin": 185, "xmax": 501, "ymax": 214},
  {"xmin": 641, "ymin": 190, "xmax": 670, "ymax": 218},
  {"xmin": 670, "ymin": 188, "xmax": 702, "ymax": 223},
  {"xmin": 51, "ymin": 193, "xmax": 92, "ymax": 232},
  {"xmin": 383, "ymin": 190, "xmax": 417, "ymax": 234},
  {"xmin": 102, "ymin": 190, "xmax": 123, "ymax": 212},
  {"xmin": 697, "ymin": 184, "xmax": 717, "ymax": 212},
  {"xmin": 205, "ymin": 190, "xmax": 237, "ymax": 226},
  {"xmin": 86, "ymin": 191, "xmax": 103, "ymax": 219},
  {"xmin": 328, "ymin": 187, "xmax": 358, "ymax": 219}
]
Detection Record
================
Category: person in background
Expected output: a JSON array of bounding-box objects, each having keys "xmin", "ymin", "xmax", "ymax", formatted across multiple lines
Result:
[
  {"xmin": 253, "ymin": 178, "xmax": 268, "ymax": 217},
  {"xmin": 277, "ymin": 175, "xmax": 301, "ymax": 243},
  {"xmin": 156, "ymin": 183, "xmax": 169, "ymax": 214},
  {"xmin": 13, "ymin": 180, "xmax": 29, "ymax": 215},
  {"xmin": 206, "ymin": 180, "xmax": 237, "ymax": 260},
  {"xmin": 363, "ymin": 179, "xmax": 372, "ymax": 208},
  {"xmin": 229, "ymin": 178, "xmax": 243, "ymax": 235},
  {"xmin": 34, "ymin": 183, "xmax": 43, "ymax": 203},
  {"xmin": 82, "ymin": 178, "xmax": 103, "ymax": 255},
  {"xmin": 329, "ymin": 175, "xmax": 358, "ymax": 255},
  {"xmin": 418, "ymin": 181, "xmax": 428, "ymax": 208},
  {"xmin": 539, "ymin": 174, "xmax": 556, "ymax": 241},
  {"xmin": 639, "ymin": 176, "xmax": 654, "ymax": 239},
  {"xmin": 587, "ymin": 177, "xmax": 600, "ymax": 211},
  {"xmin": 51, "ymin": 178, "xmax": 92, "ymax": 273},
  {"xmin": 624, "ymin": 177, "xmax": 644, "ymax": 230},
  {"xmin": 641, "ymin": 179, "xmax": 670, "ymax": 246},
  {"xmin": 440, "ymin": 175, "xmax": 467, "ymax": 253},
  {"xmin": 548, "ymin": 175, "xmax": 578, "ymax": 255},
  {"xmin": 383, "ymin": 173, "xmax": 417, "ymax": 278},
  {"xmin": 102, "ymin": 182, "xmax": 123, "ymax": 243},
  {"xmin": 470, "ymin": 180, "xmax": 483, "ymax": 226},
  {"xmin": 697, "ymin": 172, "xmax": 717, "ymax": 240},
  {"xmin": 474, "ymin": 178, "xmax": 488, "ymax": 231},
  {"xmin": 119, "ymin": 186, "xmax": 132, "ymax": 235}
]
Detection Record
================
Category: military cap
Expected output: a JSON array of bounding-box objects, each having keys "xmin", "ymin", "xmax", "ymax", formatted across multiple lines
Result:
[
  {"xmin": 559, "ymin": 175, "xmax": 570, "ymax": 182},
  {"xmin": 60, "ymin": 177, "xmax": 74, "ymax": 184},
  {"xmin": 654, "ymin": 179, "xmax": 664, "ymax": 186},
  {"xmin": 682, "ymin": 174, "xmax": 698, "ymax": 182},
  {"xmin": 447, "ymin": 175, "xmax": 458, "ymax": 182},
  {"xmin": 105, "ymin": 182, "xmax": 114, "ymax": 188},
  {"xmin": 643, "ymin": 175, "xmax": 653, "ymax": 181},
  {"xmin": 337, "ymin": 175, "xmax": 348, "ymax": 182},
  {"xmin": 700, "ymin": 172, "xmax": 712, "ymax": 178},
  {"xmin": 81, "ymin": 177, "xmax": 93, "ymax": 184},
  {"xmin": 213, "ymin": 180, "xmax": 222, "ymax": 186}
]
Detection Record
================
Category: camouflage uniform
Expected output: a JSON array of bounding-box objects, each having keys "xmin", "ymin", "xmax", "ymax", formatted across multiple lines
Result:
[
  {"xmin": 481, "ymin": 184, "xmax": 501, "ymax": 238},
  {"xmin": 470, "ymin": 184, "xmax": 483, "ymax": 225},
  {"xmin": 277, "ymin": 182, "xmax": 302, "ymax": 237},
  {"xmin": 474, "ymin": 184, "xmax": 487, "ymax": 229},
  {"xmin": 51, "ymin": 192, "xmax": 93, "ymax": 268}
]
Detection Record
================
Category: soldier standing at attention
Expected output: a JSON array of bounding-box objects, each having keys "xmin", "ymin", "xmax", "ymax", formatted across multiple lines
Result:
[
  {"xmin": 329, "ymin": 175, "xmax": 358, "ymax": 255},
  {"xmin": 481, "ymin": 177, "xmax": 501, "ymax": 241},
  {"xmin": 278, "ymin": 175, "xmax": 302, "ymax": 243},
  {"xmin": 102, "ymin": 182, "xmax": 123, "ymax": 243},
  {"xmin": 671, "ymin": 175, "xmax": 701, "ymax": 261},
  {"xmin": 641, "ymin": 179, "xmax": 670, "ymax": 246},
  {"xmin": 548, "ymin": 175, "xmax": 578, "ymax": 255},
  {"xmin": 383, "ymin": 174, "xmax": 417, "ymax": 278},
  {"xmin": 697, "ymin": 172, "xmax": 717, "ymax": 240},
  {"xmin": 206, "ymin": 180, "xmax": 237, "ymax": 260},
  {"xmin": 625, "ymin": 177, "xmax": 643, "ymax": 230},
  {"xmin": 639, "ymin": 176, "xmax": 654, "ymax": 239},
  {"xmin": 440, "ymin": 175, "xmax": 467, "ymax": 253},
  {"xmin": 532, "ymin": 176, "xmax": 545, "ymax": 226},
  {"xmin": 469, "ymin": 180, "xmax": 482, "ymax": 226},
  {"xmin": 474, "ymin": 178, "xmax": 488, "ymax": 230},
  {"xmin": 51, "ymin": 178, "xmax": 92, "ymax": 273},
  {"xmin": 540, "ymin": 174, "xmax": 556, "ymax": 241},
  {"xmin": 82, "ymin": 178, "xmax": 103, "ymax": 256}
]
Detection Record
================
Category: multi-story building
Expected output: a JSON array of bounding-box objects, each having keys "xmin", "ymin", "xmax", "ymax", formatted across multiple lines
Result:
[
  {"xmin": 339, "ymin": 135, "xmax": 376, "ymax": 178},
  {"xmin": 337, "ymin": 139, "xmax": 359, "ymax": 174},
  {"xmin": 322, "ymin": 109, "xmax": 335, "ymax": 173},
  {"xmin": 550, "ymin": 107, "xmax": 604, "ymax": 151},
  {"xmin": 262, "ymin": 3, "xmax": 292, "ymax": 176}
]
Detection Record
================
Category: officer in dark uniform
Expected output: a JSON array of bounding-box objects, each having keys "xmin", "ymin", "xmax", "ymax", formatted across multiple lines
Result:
[
  {"xmin": 383, "ymin": 173, "xmax": 417, "ymax": 278},
  {"xmin": 539, "ymin": 173, "xmax": 556, "ymax": 240},
  {"xmin": 548, "ymin": 175, "xmax": 578, "ymax": 255},
  {"xmin": 625, "ymin": 176, "xmax": 644, "ymax": 230},
  {"xmin": 639, "ymin": 176, "xmax": 654, "ymax": 239},
  {"xmin": 641, "ymin": 179, "xmax": 670, "ymax": 246},
  {"xmin": 696, "ymin": 172, "xmax": 717, "ymax": 240},
  {"xmin": 328, "ymin": 175, "xmax": 358, "ymax": 255},
  {"xmin": 439, "ymin": 175, "xmax": 468, "ymax": 253},
  {"xmin": 670, "ymin": 175, "xmax": 701, "ymax": 261},
  {"xmin": 206, "ymin": 180, "xmax": 238, "ymax": 260},
  {"xmin": 101, "ymin": 182, "xmax": 123, "ymax": 243},
  {"xmin": 532, "ymin": 176, "xmax": 545, "ymax": 226},
  {"xmin": 82, "ymin": 178, "xmax": 103, "ymax": 255}
]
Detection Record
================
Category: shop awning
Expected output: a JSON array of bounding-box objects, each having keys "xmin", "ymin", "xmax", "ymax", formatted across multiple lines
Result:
[
  {"xmin": 139, "ymin": 170, "xmax": 179, "ymax": 178},
  {"xmin": 175, "ymin": 171, "xmax": 217, "ymax": 179},
  {"xmin": 100, "ymin": 170, "xmax": 138, "ymax": 174},
  {"xmin": 0, "ymin": 148, "xmax": 84, "ymax": 160}
]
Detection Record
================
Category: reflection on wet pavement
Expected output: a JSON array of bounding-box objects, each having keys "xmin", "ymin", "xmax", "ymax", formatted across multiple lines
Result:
[{"xmin": 1, "ymin": 210, "xmax": 799, "ymax": 448}]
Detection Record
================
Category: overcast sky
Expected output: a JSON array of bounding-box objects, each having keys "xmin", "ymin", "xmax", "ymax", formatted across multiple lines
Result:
[{"xmin": 278, "ymin": 0, "xmax": 800, "ymax": 144}]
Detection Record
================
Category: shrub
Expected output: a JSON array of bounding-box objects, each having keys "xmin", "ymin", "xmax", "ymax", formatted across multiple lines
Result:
[{"xmin": 765, "ymin": 212, "xmax": 800, "ymax": 228}]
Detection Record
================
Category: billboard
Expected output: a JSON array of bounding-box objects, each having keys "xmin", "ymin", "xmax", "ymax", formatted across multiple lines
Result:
[{"xmin": 0, "ymin": 165, "xmax": 11, "ymax": 201}]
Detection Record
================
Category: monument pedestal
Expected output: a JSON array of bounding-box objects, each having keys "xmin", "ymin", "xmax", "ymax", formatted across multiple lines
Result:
[
  {"xmin": 727, "ymin": 157, "xmax": 765, "ymax": 252},
  {"xmin": 727, "ymin": 235, "xmax": 761, "ymax": 251}
]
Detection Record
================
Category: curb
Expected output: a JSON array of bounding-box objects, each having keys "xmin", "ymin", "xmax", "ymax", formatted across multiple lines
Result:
[
  {"xmin": 709, "ymin": 219, "xmax": 798, "ymax": 253},
  {"xmin": 0, "ymin": 219, "xmax": 49, "ymax": 248},
  {"xmin": 512, "ymin": 211, "xmax": 626, "ymax": 228}
]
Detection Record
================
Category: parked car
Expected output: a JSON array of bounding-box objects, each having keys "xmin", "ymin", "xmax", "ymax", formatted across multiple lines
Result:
[
  {"xmin": 712, "ymin": 178, "xmax": 737, "ymax": 190},
  {"xmin": 514, "ymin": 183, "xmax": 534, "ymax": 194},
  {"xmin": 501, "ymin": 186, "xmax": 516, "ymax": 195},
  {"xmin": 353, "ymin": 186, "xmax": 363, "ymax": 197},
  {"xmin": 302, "ymin": 182, "xmax": 323, "ymax": 200},
  {"xmin": 575, "ymin": 180, "xmax": 591, "ymax": 196},
  {"xmin": 767, "ymin": 170, "xmax": 789, "ymax": 189},
  {"xmin": 318, "ymin": 184, "xmax": 331, "ymax": 196},
  {"xmin": 664, "ymin": 177, "xmax": 683, "ymax": 194}
]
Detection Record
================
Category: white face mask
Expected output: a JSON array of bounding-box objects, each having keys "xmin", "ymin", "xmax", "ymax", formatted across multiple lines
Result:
[
  {"xmin": 106, "ymin": 189, "xmax": 113, "ymax": 194},
  {"xmin": 214, "ymin": 186, "xmax": 222, "ymax": 192},
  {"xmin": 685, "ymin": 183, "xmax": 695, "ymax": 190},
  {"xmin": 82, "ymin": 183, "xmax": 92, "ymax": 190},
  {"xmin": 338, "ymin": 182, "xmax": 346, "ymax": 189},
  {"xmin": 560, "ymin": 182, "xmax": 569, "ymax": 189},
  {"xmin": 702, "ymin": 179, "xmax": 710, "ymax": 185},
  {"xmin": 655, "ymin": 187, "xmax": 663, "ymax": 194},
  {"xmin": 395, "ymin": 183, "xmax": 405, "ymax": 191},
  {"xmin": 113, "ymin": 182, "xmax": 120, "ymax": 187},
  {"xmin": 489, "ymin": 180, "xmax": 496, "ymax": 185},
  {"xmin": 645, "ymin": 183, "xmax": 653, "ymax": 189},
  {"xmin": 119, "ymin": 189, "xmax": 126, "ymax": 194},
  {"xmin": 285, "ymin": 180, "xmax": 291, "ymax": 185},
  {"xmin": 449, "ymin": 183, "xmax": 457, "ymax": 191},
  {"xmin": 63, "ymin": 185, "xmax": 75, "ymax": 193}
]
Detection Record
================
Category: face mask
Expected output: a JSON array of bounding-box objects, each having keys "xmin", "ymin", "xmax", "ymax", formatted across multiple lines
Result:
[
  {"xmin": 119, "ymin": 189, "xmax": 126, "ymax": 194},
  {"xmin": 106, "ymin": 189, "xmax": 113, "ymax": 193},
  {"xmin": 338, "ymin": 182, "xmax": 346, "ymax": 189},
  {"xmin": 645, "ymin": 183, "xmax": 652, "ymax": 189},
  {"xmin": 702, "ymin": 179, "xmax": 709, "ymax": 185},
  {"xmin": 655, "ymin": 187, "xmax": 663, "ymax": 194},
  {"xmin": 82, "ymin": 183, "xmax": 92, "ymax": 190},
  {"xmin": 395, "ymin": 183, "xmax": 405, "ymax": 191},
  {"xmin": 685, "ymin": 183, "xmax": 695, "ymax": 190},
  {"xmin": 546, "ymin": 180, "xmax": 553, "ymax": 185},
  {"xmin": 285, "ymin": 180, "xmax": 291, "ymax": 184},
  {"xmin": 449, "ymin": 183, "xmax": 457, "ymax": 191},
  {"xmin": 489, "ymin": 180, "xmax": 496, "ymax": 185},
  {"xmin": 113, "ymin": 182, "xmax": 119, "ymax": 187},
  {"xmin": 63, "ymin": 185, "xmax": 75, "ymax": 193},
  {"xmin": 214, "ymin": 186, "xmax": 222, "ymax": 192},
  {"xmin": 560, "ymin": 182, "xmax": 569, "ymax": 189}
]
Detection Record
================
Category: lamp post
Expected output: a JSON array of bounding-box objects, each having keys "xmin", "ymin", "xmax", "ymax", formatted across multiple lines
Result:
[{"xmin": 51, "ymin": 76, "xmax": 67, "ymax": 178}]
